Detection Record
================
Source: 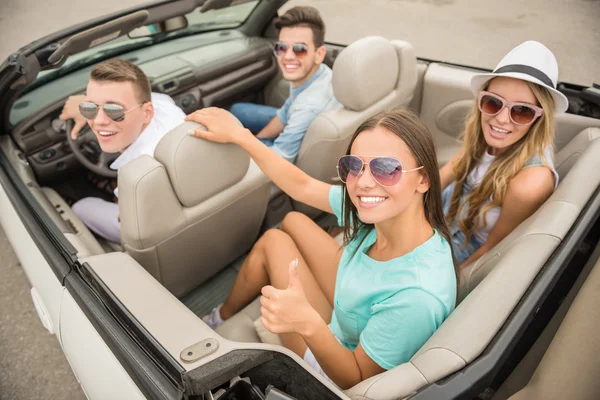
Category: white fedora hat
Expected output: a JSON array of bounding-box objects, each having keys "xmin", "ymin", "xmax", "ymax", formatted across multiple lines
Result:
[{"xmin": 470, "ymin": 41, "xmax": 569, "ymax": 113}]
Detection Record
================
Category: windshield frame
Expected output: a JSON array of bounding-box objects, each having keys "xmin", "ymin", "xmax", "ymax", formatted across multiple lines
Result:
[{"xmin": 21, "ymin": 0, "xmax": 261, "ymax": 95}]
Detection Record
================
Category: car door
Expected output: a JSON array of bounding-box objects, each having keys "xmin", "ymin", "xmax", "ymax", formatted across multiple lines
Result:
[{"xmin": 0, "ymin": 3, "xmax": 189, "ymax": 399}]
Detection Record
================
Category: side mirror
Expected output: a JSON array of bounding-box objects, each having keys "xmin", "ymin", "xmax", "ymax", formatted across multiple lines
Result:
[{"xmin": 128, "ymin": 16, "xmax": 189, "ymax": 39}]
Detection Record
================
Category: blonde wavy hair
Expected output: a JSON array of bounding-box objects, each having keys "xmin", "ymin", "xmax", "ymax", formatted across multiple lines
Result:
[{"xmin": 446, "ymin": 79, "xmax": 556, "ymax": 243}]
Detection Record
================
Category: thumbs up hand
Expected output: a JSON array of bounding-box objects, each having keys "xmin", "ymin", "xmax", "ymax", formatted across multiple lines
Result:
[{"xmin": 260, "ymin": 258, "xmax": 321, "ymax": 336}]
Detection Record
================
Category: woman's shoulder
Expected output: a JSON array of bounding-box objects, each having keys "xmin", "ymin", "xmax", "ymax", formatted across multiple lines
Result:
[
  {"xmin": 417, "ymin": 230, "xmax": 456, "ymax": 299},
  {"xmin": 507, "ymin": 167, "xmax": 555, "ymax": 205},
  {"xmin": 411, "ymin": 231, "xmax": 456, "ymax": 290},
  {"xmin": 514, "ymin": 147, "xmax": 559, "ymax": 191},
  {"xmin": 523, "ymin": 146, "xmax": 554, "ymax": 167}
]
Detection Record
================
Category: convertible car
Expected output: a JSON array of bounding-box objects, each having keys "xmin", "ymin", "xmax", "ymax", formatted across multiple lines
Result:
[{"xmin": 1, "ymin": 0, "xmax": 600, "ymax": 399}]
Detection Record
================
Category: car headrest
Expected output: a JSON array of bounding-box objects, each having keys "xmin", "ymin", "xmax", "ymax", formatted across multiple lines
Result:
[
  {"xmin": 332, "ymin": 36, "xmax": 400, "ymax": 111},
  {"xmin": 153, "ymin": 120, "xmax": 250, "ymax": 208}
]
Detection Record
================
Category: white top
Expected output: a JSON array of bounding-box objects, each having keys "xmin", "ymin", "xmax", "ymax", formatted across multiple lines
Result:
[
  {"xmin": 468, "ymin": 149, "xmax": 559, "ymax": 243},
  {"xmin": 466, "ymin": 152, "xmax": 500, "ymax": 243},
  {"xmin": 110, "ymin": 92, "xmax": 186, "ymax": 196}
]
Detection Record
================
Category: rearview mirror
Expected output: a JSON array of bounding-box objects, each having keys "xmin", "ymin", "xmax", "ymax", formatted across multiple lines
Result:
[{"xmin": 128, "ymin": 16, "xmax": 188, "ymax": 39}]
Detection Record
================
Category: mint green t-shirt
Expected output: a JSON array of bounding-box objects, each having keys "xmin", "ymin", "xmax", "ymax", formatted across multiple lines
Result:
[{"xmin": 328, "ymin": 185, "xmax": 456, "ymax": 370}]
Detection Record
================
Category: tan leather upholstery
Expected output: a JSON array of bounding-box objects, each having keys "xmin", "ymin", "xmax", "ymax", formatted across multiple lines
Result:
[
  {"xmin": 0, "ymin": 134, "xmax": 107, "ymax": 256},
  {"xmin": 293, "ymin": 37, "xmax": 417, "ymax": 217},
  {"xmin": 214, "ymin": 128, "xmax": 600, "ymax": 399},
  {"xmin": 119, "ymin": 121, "xmax": 271, "ymax": 297},
  {"xmin": 39, "ymin": 187, "xmax": 105, "ymax": 256},
  {"xmin": 508, "ymin": 256, "xmax": 600, "ymax": 400},
  {"xmin": 215, "ymin": 298, "xmax": 262, "ymax": 343},
  {"xmin": 554, "ymin": 127, "xmax": 600, "ymax": 180}
]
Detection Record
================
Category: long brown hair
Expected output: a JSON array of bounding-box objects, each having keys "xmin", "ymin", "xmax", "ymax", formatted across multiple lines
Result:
[
  {"xmin": 446, "ymin": 79, "xmax": 556, "ymax": 243},
  {"xmin": 340, "ymin": 109, "xmax": 455, "ymax": 267}
]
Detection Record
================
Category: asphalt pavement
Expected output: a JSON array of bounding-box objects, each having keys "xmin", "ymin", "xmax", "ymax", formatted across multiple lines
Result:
[{"xmin": 0, "ymin": 0, "xmax": 598, "ymax": 399}]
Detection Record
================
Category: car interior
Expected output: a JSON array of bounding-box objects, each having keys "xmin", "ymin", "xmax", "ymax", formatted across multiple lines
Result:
[{"xmin": 1, "ymin": 0, "xmax": 600, "ymax": 399}]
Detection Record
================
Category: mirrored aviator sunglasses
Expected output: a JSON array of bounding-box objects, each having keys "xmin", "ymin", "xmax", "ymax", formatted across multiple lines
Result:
[
  {"xmin": 336, "ymin": 155, "xmax": 423, "ymax": 187},
  {"xmin": 273, "ymin": 42, "xmax": 309, "ymax": 57},
  {"xmin": 478, "ymin": 91, "xmax": 543, "ymax": 125},
  {"xmin": 79, "ymin": 101, "xmax": 143, "ymax": 122}
]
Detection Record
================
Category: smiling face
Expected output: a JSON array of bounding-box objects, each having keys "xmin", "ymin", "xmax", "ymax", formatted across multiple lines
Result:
[
  {"xmin": 481, "ymin": 77, "xmax": 540, "ymax": 155},
  {"xmin": 345, "ymin": 126, "xmax": 430, "ymax": 224},
  {"xmin": 84, "ymin": 79, "xmax": 153, "ymax": 153},
  {"xmin": 277, "ymin": 26, "xmax": 325, "ymax": 88}
]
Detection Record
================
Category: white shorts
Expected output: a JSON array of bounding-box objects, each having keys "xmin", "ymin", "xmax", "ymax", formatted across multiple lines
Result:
[
  {"xmin": 303, "ymin": 347, "xmax": 336, "ymax": 386},
  {"xmin": 72, "ymin": 197, "xmax": 120, "ymax": 243}
]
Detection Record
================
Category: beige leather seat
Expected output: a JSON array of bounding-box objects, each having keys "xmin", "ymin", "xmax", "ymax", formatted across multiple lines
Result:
[
  {"xmin": 216, "ymin": 128, "xmax": 600, "ymax": 399},
  {"xmin": 118, "ymin": 121, "xmax": 271, "ymax": 297},
  {"xmin": 292, "ymin": 36, "xmax": 418, "ymax": 216}
]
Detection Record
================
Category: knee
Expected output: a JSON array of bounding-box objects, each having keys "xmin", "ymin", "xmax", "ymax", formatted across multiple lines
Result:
[
  {"xmin": 229, "ymin": 103, "xmax": 247, "ymax": 118},
  {"xmin": 246, "ymin": 229, "xmax": 289, "ymax": 273},
  {"xmin": 71, "ymin": 197, "xmax": 94, "ymax": 222},
  {"xmin": 280, "ymin": 211, "xmax": 309, "ymax": 233},
  {"xmin": 258, "ymin": 228, "xmax": 290, "ymax": 248}
]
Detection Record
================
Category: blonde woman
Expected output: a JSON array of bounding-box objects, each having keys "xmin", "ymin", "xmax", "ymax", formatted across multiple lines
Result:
[{"xmin": 440, "ymin": 41, "xmax": 568, "ymax": 268}]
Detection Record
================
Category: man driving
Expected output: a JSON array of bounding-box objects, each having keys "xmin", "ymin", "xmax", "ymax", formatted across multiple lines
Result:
[{"xmin": 59, "ymin": 58, "xmax": 185, "ymax": 243}]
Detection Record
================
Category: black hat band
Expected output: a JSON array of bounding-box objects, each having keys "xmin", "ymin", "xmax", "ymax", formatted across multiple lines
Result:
[{"xmin": 493, "ymin": 64, "xmax": 555, "ymax": 88}]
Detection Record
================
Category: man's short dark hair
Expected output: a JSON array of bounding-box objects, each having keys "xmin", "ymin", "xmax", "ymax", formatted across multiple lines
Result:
[
  {"xmin": 274, "ymin": 6, "xmax": 325, "ymax": 48},
  {"xmin": 90, "ymin": 59, "xmax": 151, "ymax": 103}
]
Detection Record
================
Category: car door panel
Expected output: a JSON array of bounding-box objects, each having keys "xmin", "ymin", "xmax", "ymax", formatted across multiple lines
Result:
[
  {"xmin": 0, "ymin": 177, "xmax": 63, "ymax": 334},
  {"xmin": 81, "ymin": 252, "xmax": 223, "ymax": 372},
  {"xmin": 59, "ymin": 289, "xmax": 148, "ymax": 400}
]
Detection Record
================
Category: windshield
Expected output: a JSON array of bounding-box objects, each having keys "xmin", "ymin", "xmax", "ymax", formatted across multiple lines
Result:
[{"xmin": 28, "ymin": 0, "xmax": 260, "ymax": 90}]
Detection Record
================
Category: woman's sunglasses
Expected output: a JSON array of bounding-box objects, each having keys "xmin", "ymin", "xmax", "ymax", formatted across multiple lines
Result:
[
  {"xmin": 273, "ymin": 42, "xmax": 309, "ymax": 58},
  {"xmin": 79, "ymin": 101, "xmax": 144, "ymax": 122},
  {"xmin": 336, "ymin": 155, "xmax": 424, "ymax": 187},
  {"xmin": 478, "ymin": 91, "xmax": 543, "ymax": 126}
]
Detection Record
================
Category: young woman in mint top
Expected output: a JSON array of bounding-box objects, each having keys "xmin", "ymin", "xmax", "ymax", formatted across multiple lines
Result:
[
  {"xmin": 186, "ymin": 108, "xmax": 456, "ymax": 389},
  {"xmin": 440, "ymin": 41, "xmax": 568, "ymax": 269}
]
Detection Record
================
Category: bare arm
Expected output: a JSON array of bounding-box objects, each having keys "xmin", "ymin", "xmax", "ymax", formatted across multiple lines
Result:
[
  {"xmin": 261, "ymin": 262, "xmax": 384, "ymax": 389},
  {"xmin": 303, "ymin": 321, "xmax": 385, "ymax": 389},
  {"xmin": 439, "ymin": 148, "xmax": 464, "ymax": 190},
  {"xmin": 459, "ymin": 166, "xmax": 555, "ymax": 269},
  {"xmin": 58, "ymin": 94, "xmax": 88, "ymax": 139},
  {"xmin": 185, "ymin": 108, "xmax": 333, "ymax": 213},
  {"xmin": 255, "ymin": 115, "xmax": 284, "ymax": 140}
]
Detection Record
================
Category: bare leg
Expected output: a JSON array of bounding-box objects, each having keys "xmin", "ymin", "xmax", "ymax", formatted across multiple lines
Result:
[
  {"xmin": 219, "ymin": 229, "xmax": 333, "ymax": 324},
  {"xmin": 280, "ymin": 212, "xmax": 342, "ymax": 307},
  {"xmin": 219, "ymin": 214, "xmax": 342, "ymax": 357}
]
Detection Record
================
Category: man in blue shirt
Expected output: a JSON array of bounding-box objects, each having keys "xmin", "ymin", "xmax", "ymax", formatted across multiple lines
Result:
[{"xmin": 230, "ymin": 6, "xmax": 340, "ymax": 163}]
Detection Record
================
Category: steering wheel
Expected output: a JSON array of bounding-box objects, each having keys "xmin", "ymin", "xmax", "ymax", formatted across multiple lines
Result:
[{"xmin": 65, "ymin": 120, "xmax": 119, "ymax": 179}]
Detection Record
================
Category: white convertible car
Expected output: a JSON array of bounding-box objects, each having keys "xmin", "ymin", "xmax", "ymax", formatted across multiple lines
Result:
[{"xmin": 1, "ymin": 0, "xmax": 600, "ymax": 399}]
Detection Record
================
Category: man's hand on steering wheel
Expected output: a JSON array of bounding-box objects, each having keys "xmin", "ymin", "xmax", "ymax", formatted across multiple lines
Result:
[{"xmin": 59, "ymin": 95, "xmax": 87, "ymax": 140}]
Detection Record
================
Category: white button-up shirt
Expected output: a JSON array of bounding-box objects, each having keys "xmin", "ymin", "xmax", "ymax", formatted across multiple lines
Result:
[{"xmin": 110, "ymin": 92, "xmax": 186, "ymax": 196}]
